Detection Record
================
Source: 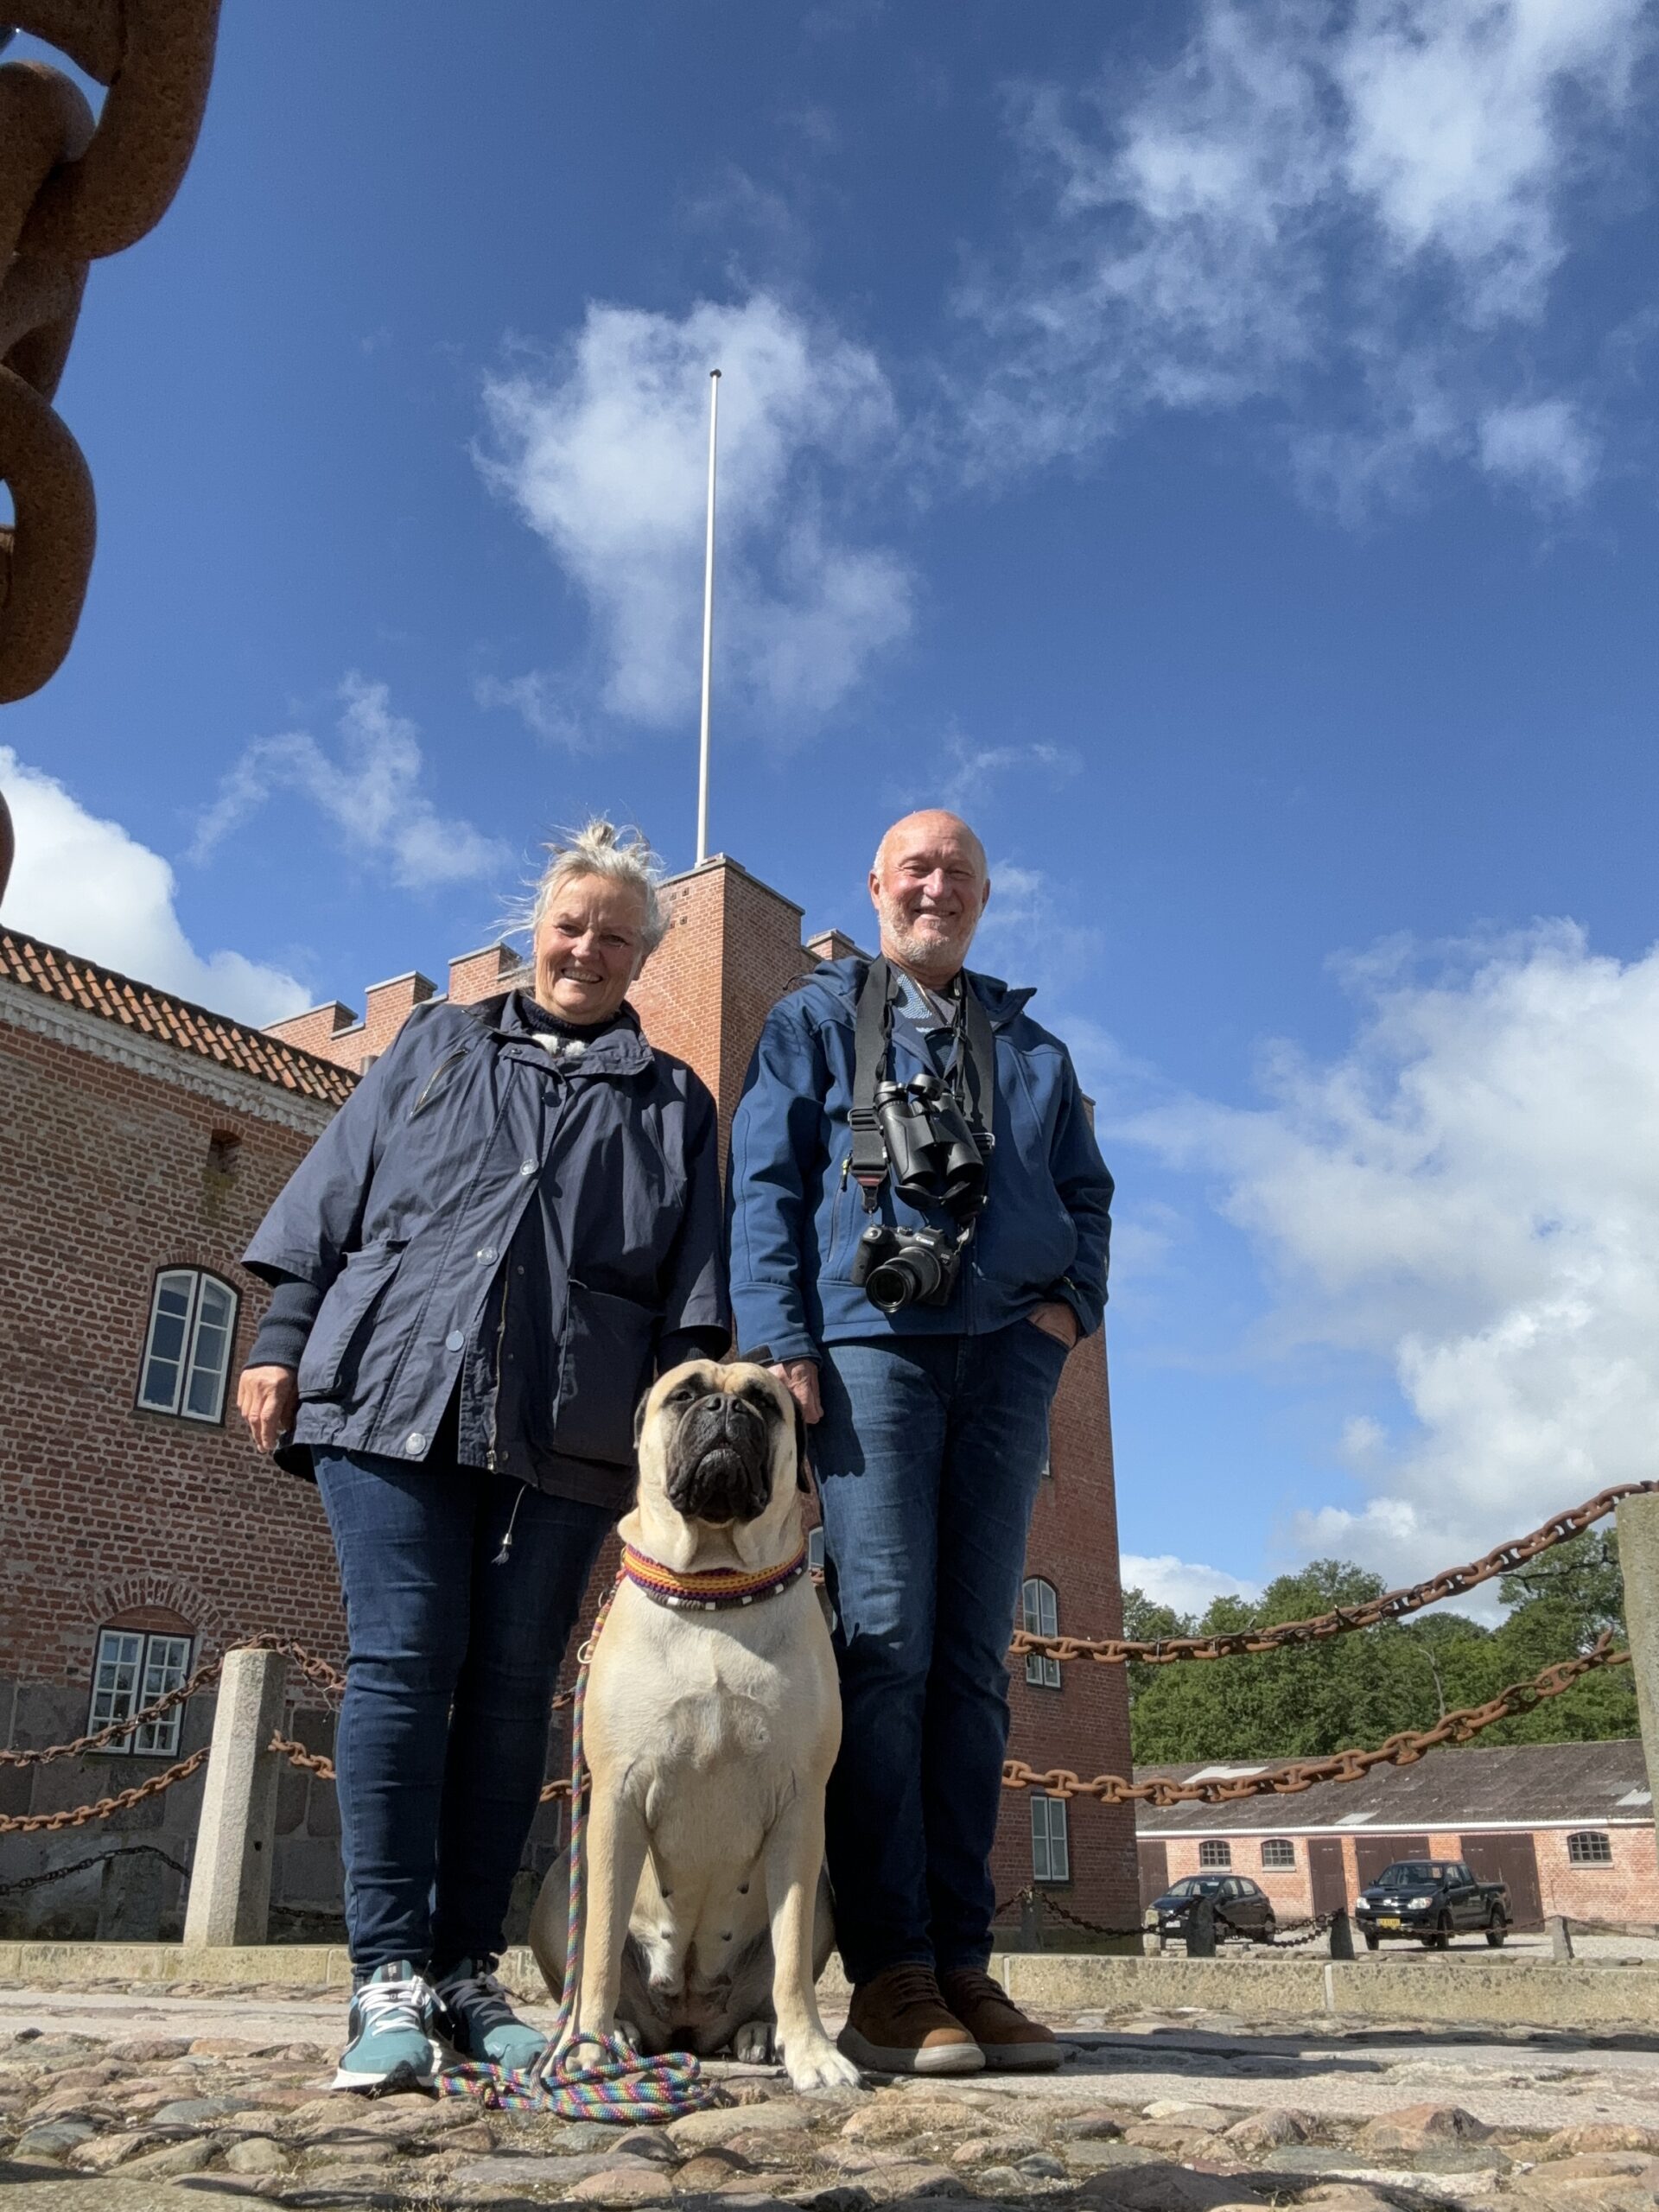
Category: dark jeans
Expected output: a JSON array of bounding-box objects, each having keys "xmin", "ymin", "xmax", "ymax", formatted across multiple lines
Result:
[
  {"xmin": 315, "ymin": 1446, "xmax": 611, "ymax": 1976},
  {"xmin": 813, "ymin": 1321, "xmax": 1067, "ymax": 1986}
]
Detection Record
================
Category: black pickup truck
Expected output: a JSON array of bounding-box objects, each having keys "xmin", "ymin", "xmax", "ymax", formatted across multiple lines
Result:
[{"xmin": 1352, "ymin": 1859, "xmax": 1510, "ymax": 1949}]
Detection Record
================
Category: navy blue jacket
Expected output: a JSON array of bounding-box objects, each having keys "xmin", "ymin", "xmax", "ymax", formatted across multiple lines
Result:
[
  {"xmin": 244, "ymin": 991, "xmax": 725, "ymax": 1506},
  {"xmin": 727, "ymin": 957, "xmax": 1112, "ymax": 1364}
]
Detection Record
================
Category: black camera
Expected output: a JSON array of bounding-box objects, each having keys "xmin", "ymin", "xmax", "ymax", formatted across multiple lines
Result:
[
  {"xmin": 873, "ymin": 1073, "xmax": 988, "ymax": 1219},
  {"xmin": 850, "ymin": 1222, "xmax": 965, "ymax": 1313}
]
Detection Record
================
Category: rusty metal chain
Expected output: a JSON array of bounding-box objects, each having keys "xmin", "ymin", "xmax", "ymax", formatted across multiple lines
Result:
[
  {"xmin": 268, "ymin": 1736, "xmax": 575, "ymax": 1802},
  {"xmin": 0, "ymin": 2, "xmax": 221, "ymax": 702},
  {"xmin": 1264, "ymin": 1913, "xmax": 1337, "ymax": 1948},
  {"xmin": 1002, "ymin": 1634, "xmax": 1629, "ymax": 1805},
  {"xmin": 0, "ymin": 1840, "xmax": 188, "ymax": 1895},
  {"xmin": 1033, "ymin": 1891, "xmax": 1146, "ymax": 1942},
  {"xmin": 0, "ymin": 1743, "xmax": 207, "ymax": 1833},
  {"xmin": 0, "ymin": 1649, "xmax": 225, "ymax": 1767},
  {"xmin": 0, "ymin": 1637, "xmax": 345, "ymax": 1770},
  {"xmin": 267, "ymin": 1732, "xmax": 334, "ymax": 1781},
  {"xmin": 1011, "ymin": 1480, "xmax": 1656, "ymax": 1669}
]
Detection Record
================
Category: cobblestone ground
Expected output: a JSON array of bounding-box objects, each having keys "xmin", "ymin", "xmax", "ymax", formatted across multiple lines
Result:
[{"xmin": 8, "ymin": 1983, "xmax": 1659, "ymax": 2212}]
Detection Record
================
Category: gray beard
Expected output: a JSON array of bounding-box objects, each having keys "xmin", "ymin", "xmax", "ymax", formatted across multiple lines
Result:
[{"xmin": 880, "ymin": 912, "xmax": 976, "ymax": 977}]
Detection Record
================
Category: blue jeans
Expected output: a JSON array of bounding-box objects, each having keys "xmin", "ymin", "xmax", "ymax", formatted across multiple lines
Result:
[
  {"xmin": 315, "ymin": 1447, "xmax": 611, "ymax": 1976},
  {"xmin": 813, "ymin": 1322, "xmax": 1067, "ymax": 1986}
]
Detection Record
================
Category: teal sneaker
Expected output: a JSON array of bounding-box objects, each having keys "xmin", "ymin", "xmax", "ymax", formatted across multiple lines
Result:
[
  {"xmin": 332, "ymin": 1961, "xmax": 443, "ymax": 2091},
  {"xmin": 435, "ymin": 1959, "xmax": 549, "ymax": 2071}
]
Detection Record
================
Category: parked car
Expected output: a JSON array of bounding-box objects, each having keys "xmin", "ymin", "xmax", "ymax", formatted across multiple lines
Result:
[
  {"xmin": 1352, "ymin": 1859, "xmax": 1510, "ymax": 1950},
  {"xmin": 1150, "ymin": 1873, "xmax": 1278, "ymax": 1945}
]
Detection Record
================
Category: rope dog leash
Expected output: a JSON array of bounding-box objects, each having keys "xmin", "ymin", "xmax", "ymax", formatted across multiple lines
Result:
[{"xmin": 435, "ymin": 1583, "xmax": 722, "ymax": 2123}]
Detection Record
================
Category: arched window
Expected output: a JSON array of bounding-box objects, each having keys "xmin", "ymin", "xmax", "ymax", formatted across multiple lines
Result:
[
  {"xmin": 1023, "ymin": 1577, "xmax": 1061, "ymax": 1689},
  {"xmin": 1567, "ymin": 1830, "xmax": 1613, "ymax": 1866},
  {"xmin": 1198, "ymin": 1839, "xmax": 1232, "ymax": 1869},
  {"xmin": 1262, "ymin": 1838, "xmax": 1296, "ymax": 1870},
  {"xmin": 88, "ymin": 1611, "xmax": 195, "ymax": 1756},
  {"xmin": 137, "ymin": 1268, "xmax": 238, "ymax": 1423}
]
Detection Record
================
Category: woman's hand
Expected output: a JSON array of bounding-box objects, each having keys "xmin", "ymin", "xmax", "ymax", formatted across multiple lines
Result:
[{"xmin": 238, "ymin": 1365, "xmax": 299, "ymax": 1452}]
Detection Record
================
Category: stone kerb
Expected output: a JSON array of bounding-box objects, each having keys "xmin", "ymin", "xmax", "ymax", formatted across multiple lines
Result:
[{"xmin": 10, "ymin": 1942, "xmax": 1659, "ymax": 2033}]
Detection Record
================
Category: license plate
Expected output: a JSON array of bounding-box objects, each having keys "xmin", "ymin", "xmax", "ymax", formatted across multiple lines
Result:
[{"xmin": 1377, "ymin": 1916, "xmax": 1402, "ymax": 1929}]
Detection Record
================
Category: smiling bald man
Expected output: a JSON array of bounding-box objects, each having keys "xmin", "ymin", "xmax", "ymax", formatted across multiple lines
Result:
[{"xmin": 728, "ymin": 809, "xmax": 1114, "ymax": 2077}]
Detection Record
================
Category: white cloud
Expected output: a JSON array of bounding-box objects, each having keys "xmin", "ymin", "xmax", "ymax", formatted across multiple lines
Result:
[
  {"xmin": 472, "ymin": 671, "xmax": 589, "ymax": 752},
  {"xmin": 193, "ymin": 676, "xmax": 510, "ymax": 892},
  {"xmin": 1478, "ymin": 396, "xmax": 1600, "ymax": 499},
  {"xmin": 477, "ymin": 293, "xmax": 912, "ymax": 732},
  {"xmin": 937, "ymin": 734, "xmax": 1081, "ymax": 811},
  {"xmin": 963, "ymin": 0, "xmax": 1649, "ymax": 507},
  {"xmin": 1122, "ymin": 921, "xmax": 1659, "ymax": 1582},
  {"xmin": 1335, "ymin": 0, "xmax": 1644, "ymax": 318},
  {"xmin": 1122, "ymin": 1551, "xmax": 1262, "ymax": 1618},
  {"xmin": 974, "ymin": 859, "xmax": 1107, "ymax": 1010},
  {"xmin": 0, "ymin": 747, "xmax": 308, "ymax": 1027}
]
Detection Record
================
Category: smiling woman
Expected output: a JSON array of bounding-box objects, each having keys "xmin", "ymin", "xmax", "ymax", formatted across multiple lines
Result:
[
  {"xmin": 524, "ymin": 821, "xmax": 667, "ymax": 1024},
  {"xmin": 233, "ymin": 817, "xmax": 727, "ymax": 2095}
]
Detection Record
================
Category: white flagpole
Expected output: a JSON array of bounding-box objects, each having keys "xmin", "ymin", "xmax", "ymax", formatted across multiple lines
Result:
[{"xmin": 696, "ymin": 368, "xmax": 721, "ymax": 866}]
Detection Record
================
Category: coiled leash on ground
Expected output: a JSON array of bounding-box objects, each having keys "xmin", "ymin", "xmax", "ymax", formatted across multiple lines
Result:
[{"xmin": 435, "ymin": 1586, "xmax": 723, "ymax": 2123}]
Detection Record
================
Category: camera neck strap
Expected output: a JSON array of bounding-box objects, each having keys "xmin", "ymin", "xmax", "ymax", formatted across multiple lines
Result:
[{"xmin": 849, "ymin": 956, "xmax": 995, "ymax": 1212}]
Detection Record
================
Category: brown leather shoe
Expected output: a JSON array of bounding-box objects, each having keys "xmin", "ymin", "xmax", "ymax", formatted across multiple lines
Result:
[
  {"xmin": 938, "ymin": 1967, "xmax": 1062, "ymax": 2071},
  {"xmin": 837, "ymin": 1962, "xmax": 985, "ymax": 2075}
]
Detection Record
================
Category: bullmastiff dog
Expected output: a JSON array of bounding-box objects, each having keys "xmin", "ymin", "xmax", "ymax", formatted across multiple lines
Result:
[{"xmin": 530, "ymin": 1360, "xmax": 861, "ymax": 2093}]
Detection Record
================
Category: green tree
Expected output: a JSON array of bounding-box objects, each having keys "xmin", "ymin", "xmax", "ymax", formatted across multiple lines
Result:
[{"xmin": 1121, "ymin": 1535, "xmax": 1634, "ymax": 1764}]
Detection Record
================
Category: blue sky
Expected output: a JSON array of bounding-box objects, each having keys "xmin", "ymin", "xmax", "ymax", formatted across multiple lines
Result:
[{"xmin": 5, "ymin": 1, "xmax": 1658, "ymax": 1613}]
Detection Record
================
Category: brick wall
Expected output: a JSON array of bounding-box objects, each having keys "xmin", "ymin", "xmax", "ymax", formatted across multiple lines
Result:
[{"xmin": 0, "ymin": 1001, "xmax": 347, "ymax": 1936}]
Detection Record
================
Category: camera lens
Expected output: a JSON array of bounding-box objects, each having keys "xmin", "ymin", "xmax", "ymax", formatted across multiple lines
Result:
[{"xmin": 865, "ymin": 1244, "xmax": 946, "ymax": 1313}]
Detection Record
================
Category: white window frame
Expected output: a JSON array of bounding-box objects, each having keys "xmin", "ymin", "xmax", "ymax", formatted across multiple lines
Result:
[
  {"xmin": 88, "ymin": 1629, "xmax": 194, "ymax": 1756},
  {"xmin": 137, "ymin": 1268, "xmax": 238, "ymax": 1424},
  {"xmin": 1262, "ymin": 1838, "xmax": 1296, "ymax": 1870},
  {"xmin": 1567, "ymin": 1830, "xmax": 1613, "ymax": 1866},
  {"xmin": 1031, "ymin": 1792, "xmax": 1070, "ymax": 1884},
  {"xmin": 1198, "ymin": 1839, "xmax": 1232, "ymax": 1869},
  {"xmin": 1022, "ymin": 1576, "xmax": 1061, "ymax": 1689}
]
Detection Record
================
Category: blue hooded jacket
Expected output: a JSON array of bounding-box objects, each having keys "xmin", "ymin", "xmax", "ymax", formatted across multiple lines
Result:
[
  {"xmin": 243, "ymin": 990, "xmax": 725, "ymax": 1505},
  {"xmin": 727, "ymin": 956, "xmax": 1112, "ymax": 1364}
]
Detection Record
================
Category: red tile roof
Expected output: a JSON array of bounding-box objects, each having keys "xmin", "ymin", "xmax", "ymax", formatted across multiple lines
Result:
[{"xmin": 0, "ymin": 928, "xmax": 359, "ymax": 1108}]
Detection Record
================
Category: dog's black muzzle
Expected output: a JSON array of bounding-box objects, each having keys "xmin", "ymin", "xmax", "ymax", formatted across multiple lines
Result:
[{"xmin": 665, "ymin": 1394, "xmax": 772, "ymax": 1526}]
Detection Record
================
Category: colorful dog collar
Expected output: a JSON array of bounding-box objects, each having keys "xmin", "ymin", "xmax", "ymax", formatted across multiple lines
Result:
[{"xmin": 619, "ymin": 1540, "xmax": 810, "ymax": 1613}]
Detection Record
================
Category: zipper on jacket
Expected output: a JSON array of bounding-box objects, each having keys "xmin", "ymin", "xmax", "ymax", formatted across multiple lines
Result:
[
  {"xmin": 839, "ymin": 1154, "xmax": 850, "ymax": 1192},
  {"xmin": 410, "ymin": 1046, "xmax": 467, "ymax": 1120},
  {"xmin": 486, "ymin": 1264, "xmax": 511, "ymax": 1472}
]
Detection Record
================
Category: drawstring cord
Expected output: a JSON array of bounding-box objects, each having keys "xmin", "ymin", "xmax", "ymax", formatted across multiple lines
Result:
[{"xmin": 492, "ymin": 1482, "xmax": 527, "ymax": 1568}]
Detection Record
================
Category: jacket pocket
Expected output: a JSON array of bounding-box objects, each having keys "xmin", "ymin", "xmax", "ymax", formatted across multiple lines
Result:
[
  {"xmin": 823, "ymin": 1155, "xmax": 859, "ymax": 1279},
  {"xmin": 554, "ymin": 1281, "xmax": 661, "ymax": 1465},
  {"xmin": 296, "ymin": 1242, "xmax": 405, "ymax": 1402},
  {"xmin": 408, "ymin": 1044, "xmax": 468, "ymax": 1121}
]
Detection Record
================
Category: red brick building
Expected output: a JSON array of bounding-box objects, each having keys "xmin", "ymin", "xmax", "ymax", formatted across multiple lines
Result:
[
  {"xmin": 1, "ymin": 852, "xmax": 1137, "ymax": 1944},
  {"xmin": 1135, "ymin": 1740, "xmax": 1659, "ymax": 1935},
  {"xmin": 0, "ymin": 931, "xmax": 352, "ymax": 1937}
]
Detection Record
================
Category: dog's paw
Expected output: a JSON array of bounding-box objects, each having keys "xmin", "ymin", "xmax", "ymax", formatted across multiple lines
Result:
[
  {"xmin": 783, "ymin": 2037, "xmax": 863, "ymax": 2093},
  {"xmin": 615, "ymin": 2018, "xmax": 644, "ymax": 2055},
  {"xmin": 730, "ymin": 2019, "xmax": 779, "ymax": 2066}
]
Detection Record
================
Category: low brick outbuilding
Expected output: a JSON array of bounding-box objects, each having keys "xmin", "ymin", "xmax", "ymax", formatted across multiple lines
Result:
[{"xmin": 1135, "ymin": 1738, "xmax": 1659, "ymax": 1931}]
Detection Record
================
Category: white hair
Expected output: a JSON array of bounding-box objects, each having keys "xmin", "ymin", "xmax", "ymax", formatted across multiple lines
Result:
[{"xmin": 508, "ymin": 819, "xmax": 667, "ymax": 953}]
